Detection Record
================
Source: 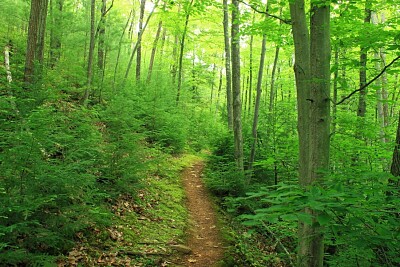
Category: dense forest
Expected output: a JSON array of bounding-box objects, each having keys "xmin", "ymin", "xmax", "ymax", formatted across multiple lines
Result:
[{"xmin": 1, "ymin": 0, "xmax": 400, "ymax": 266}]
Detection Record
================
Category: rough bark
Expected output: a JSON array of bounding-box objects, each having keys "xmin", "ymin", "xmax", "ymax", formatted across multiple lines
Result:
[
  {"xmin": 136, "ymin": 0, "xmax": 146, "ymax": 82},
  {"xmin": 223, "ymin": 0, "xmax": 233, "ymax": 129},
  {"xmin": 147, "ymin": 20, "xmax": 163, "ymax": 83},
  {"xmin": 289, "ymin": 1, "xmax": 330, "ymax": 266},
  {"xmin": 24, "ymin": 0, "xmax": 49, "ymax": 85},
  {"xmin": 289, "ymin": 0, "xmax": 310, "ymax": 188},
  {"xmin": 231, "ymin": 0, "xmax": 244, "ymax": 171}
]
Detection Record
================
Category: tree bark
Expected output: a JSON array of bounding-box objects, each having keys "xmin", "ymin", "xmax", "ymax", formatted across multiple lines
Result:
[
  {"xmin": 302, "ymin": 4, "xmax": 331, "ymax": 266},
  {"xmin": 82, "ymin": 0, "xmax": 96, "ymax": 103},
  {"xmin": 24, "ymin": 0, "xmax": 49, "ymax": 85},
  {"xmin": 223, "ymin": 0, "xmax": 233, "ymax": 130},
  {"xmin": 269, "ymin": 45, "xmax": 280, "ymax": 112},
  {"xmin": 289, "ymin": 0, "xmax": 310, "ymax": 188},
  {"xmin": 248, "ymin": 32, "xmax": 266, "ymax": 175},
  {"xmin": 97, "ymin": 0, "xmax": 107, "ymax": 71},
  {"xmin": 4, "ymin": 43, "xmax": 12, "ymax": 83},
  {"xmin": 357, "ymin": 6, "xmax": 371, "ymax": 118},
  {"xmin": 136, "ymin": 0, "xmax": 146, "ymax": 82},
  {"xmin": 49, "ymin": 0, "xmax": 63, "ymax": 68},
  {"xmin": 231, "ymin": 0, "xmax": 244, "ymax": 171},
  {"xmin": 289, "ymin": 1, "xmax": 330, "ymax": 266},
  {"xmin": 248, "ymin": 14, "xmax": 255, "ymax": 115},
  {"xmin": 391, "ymin": 111, "xmax": 400, "ymax": 180}
]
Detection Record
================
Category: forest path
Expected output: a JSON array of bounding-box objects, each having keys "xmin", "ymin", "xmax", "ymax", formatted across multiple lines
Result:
[{"xmin": 171, "ymin": 161, "xmax": 225, "ymax": 266}]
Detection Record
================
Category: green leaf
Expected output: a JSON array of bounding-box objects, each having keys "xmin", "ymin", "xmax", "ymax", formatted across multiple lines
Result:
[
  {"xmin": 297, "ymin": 212, "xmax": 313, "ymax": 225},
  {"xmin": 281, "ymin": 214, "xmax": 297, "ymax": 221},
  {"xmin": 316, "ymin": 212, "xmax": 331, "ymax": 226}
]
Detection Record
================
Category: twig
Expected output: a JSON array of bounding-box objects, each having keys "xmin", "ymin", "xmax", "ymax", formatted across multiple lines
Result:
[
  {"xmin": 238, "ymin": 0, "xmax": 291, "ymax": 24},
  {"xmin": 119, "ymin": 250, "xmax": 170, "ymax": 256},
  {"xmin": 261, "ymin": 221, "xmax": 295, "ymax": 267},
  {"xmin": 335, "ymin": 55, "xmax": 400, "ymax": 105}
]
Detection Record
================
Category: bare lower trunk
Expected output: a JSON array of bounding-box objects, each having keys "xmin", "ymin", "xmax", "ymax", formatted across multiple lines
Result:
[
  {"xmin": 231, "ymin": 0, "xmax": 244, "ymax": 171},
  {"xmin": 83, "ymin": 0, "xmax": 96, "ymax": 103},
  {"xmin": 223, "ymin": 0, "xmax": 233, "ymax": 129},
  {"xmin": 147, "ymin": 20, "xmax": 163, "ymax": 83},
  {"xmin": 136, "ymin": 0, "xmax": 146, "ymax": 82},
  {"xmin": 4, "ymin": 44, "xmax": 12, "ymax": 83},
  {"xmin": 248, "ymin": 33, "xmax": 267, "ymax": 175}
]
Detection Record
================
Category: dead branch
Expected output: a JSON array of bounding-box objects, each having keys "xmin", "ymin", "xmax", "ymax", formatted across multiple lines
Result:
[{"xmin": 335, "ymin": 55, "xmax": 400, "ymax": 105}]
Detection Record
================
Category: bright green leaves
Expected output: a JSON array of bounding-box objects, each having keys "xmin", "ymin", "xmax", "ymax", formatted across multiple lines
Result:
[{"xmin": 234, "ymin": 173, "xmax": 400, "ymax": 266}]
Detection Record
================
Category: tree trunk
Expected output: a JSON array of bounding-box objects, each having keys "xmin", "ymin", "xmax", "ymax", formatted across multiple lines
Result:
[
  {"xmin": 136, "ymin": 0, "xmax": 146, "ymax": 82},
  {"xmin": 82, "ymin": 0, "xmax": 96, "ymax": 103},
  {"xmin": 124, "ymin": 0, "xmax": 159, "ymax": 84},
  {"xmin": 248, "ymin": 32, "xmax": 266, "ymax": 175},
  {"xmin": 231, "ymin": 0, "xmax": 244, "ymax": 171},
  {"xmin": 248, "ymin": 14, "xmax": 254, "ymax": 115},
  {"xmin": 24, "ymin": 0, "xmax": 49, "ymax": 85},
  {"xmin": 332, "ymin": 45, "xmax": 339, "ymax": 135},
  {"xmin": 4, "ymin": 43, "xmax": 12, "ymax": 83},
  {"xmin": 112, "ymin": 10, "xmax": 132, "ymax": 89},
  {"xmin": 269, "ymin": 45, "xmax": 280, "ymax": 112},
  {"xmin": 290, "ymin": 1, "xmax": 330, "ymax": 266},
  {"xmin": 176, "ymin": 0, "xmax": 194, "ymax": 104},
  {"xmin": 147, "ymin": 20, "xmax": 162, "ymax": 83},
  {"xmin": 390, "ymin": 111, "xmax": 400, "ymax": 181},
  {"xmin": 357, "ymin": 6, "xmax": 371, "ymax": 118},
  {"xmin": 289, "ymin": 0, "xmax": 310, "ymax": 189},
  {"xmin": 301, "ymin": 3, "xmax": 331, "ymax": 266},
  {"xmin": 97, "ymin": 0, "xmax": 107, "ymax": 71},
  {"xmin": 223, "ymin": 0, "xmax": 233, "ymax": 130},
  {"xmin": 49, "ymin": 0, "xmax": 63, "ymax": 68}
]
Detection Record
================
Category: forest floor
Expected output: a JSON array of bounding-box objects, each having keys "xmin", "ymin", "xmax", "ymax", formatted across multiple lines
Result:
[
  {"xmin": 59, "ymin": 155, "xmax": 226, "ymax": 267},
  {"xmin": 169, "ymin": 161, "xmax": 225, "ymax": 266}
]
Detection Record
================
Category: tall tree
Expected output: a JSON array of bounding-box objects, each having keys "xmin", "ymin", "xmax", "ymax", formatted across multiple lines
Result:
[
  {"xmin": 49, "ymin": 0, "xmax": 63, "ymax": 68},
  {"xmin": 248, "ymin": 28, "xmax": 267, "ymax": 176},
  {"xmin": 357, "ymin": 5, "xmax": 371, "ymax": 118},
  {"xmin": 124, "ymin": 0, "xmax": 159, "ymax": 84},
  {"xmin": 97, "ymin": 0, "xmax": 107, "ymax": 71},
  {"xmin": 82, "ymin": 0, "xmax": 96, "ymax": 103},
  {"xmin": 136, "ymin": 0, "xmax": 146, "ymax": 81},
  {"xmin": 231, "ymin": 0, "xmax": 244, "ymax": 171},
  {"xmin": 24, "ymin": 0, "xmax": 49, "ymax": 85},
  {"xmin": 176, "ymin": 0, "xmax": 194, "ymax": 103},
  {"xmin": 4, "ymin": 42, "xmax": 12, "ymax": 83},
  {"xmin": 147, "ymin": 20, "xmax": 163, "ymax": 83},
  {"xmin": 223, "ymin": 0, "xmax": 233, "ymax": 129},
  {"xmin": 290, "ymin": 0, "xmax": 330, "ymax": 266}
]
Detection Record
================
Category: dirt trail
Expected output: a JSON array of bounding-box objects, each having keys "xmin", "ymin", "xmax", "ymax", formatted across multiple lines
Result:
[{"xmin": 172, "ymin": 161, "xmax": 224, "ymax": 266}]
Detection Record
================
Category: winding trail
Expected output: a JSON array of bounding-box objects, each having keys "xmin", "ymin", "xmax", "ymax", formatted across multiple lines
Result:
[{"xmin": 173, "ymin": 161, "xmax": 225, "ymax": 266}]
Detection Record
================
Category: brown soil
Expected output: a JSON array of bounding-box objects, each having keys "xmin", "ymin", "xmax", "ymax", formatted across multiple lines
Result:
[{"xmin": 172, "ymin": 161, "xmax": 225, "ymax": 266}]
